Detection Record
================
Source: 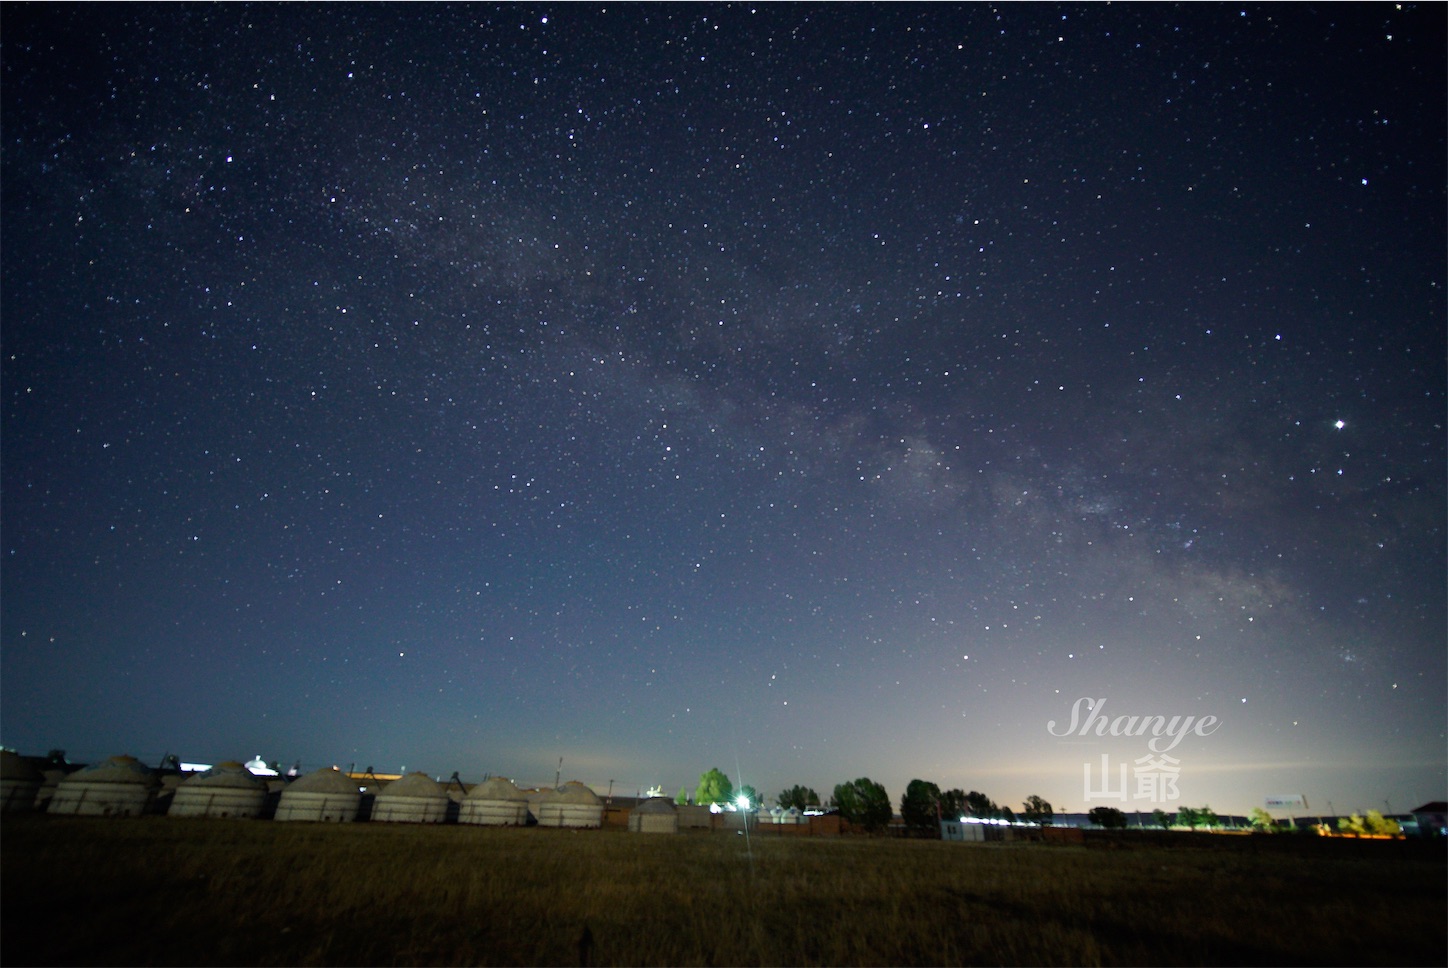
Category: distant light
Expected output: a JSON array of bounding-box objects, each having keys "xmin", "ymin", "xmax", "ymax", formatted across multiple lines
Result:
[
  {"xmin": 1333, "ymin": 419, "xmax": 1346, "ymax": 430},
  {"xmin": 736, "ymin": 794, "xmax": 751, "ymax": 810}
]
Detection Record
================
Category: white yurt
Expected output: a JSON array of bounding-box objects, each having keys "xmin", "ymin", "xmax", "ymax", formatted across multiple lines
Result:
[
  {"xmin": 627, "ymin": 796, "xmax": 679, "ymax": 834},
  {"xmin": 168, "ymin": 761, "xmax": 268, "ymax": 819},
  {"xmin": 371, "ymin": 772, "xmax": 450, "ymax": 823},
  {"xmin": 34, "ymin": 766, "xmax": 69, "ymax": 812},
  {"xmin": 48, "ymin": 754, "xmax": 159, "ymax": 817},
  {"xmin": 273, "ymin": 768, "xmax": 362, "ymax": 822},
  {"xmin": 768, "ymin": 805, "xmax": 805, "ymax": 825},
  {"xmin": 0, "ymin": 750, "xmax": 43, "ymax": 813},
  {"xmin": 537, "ymin": 780, "xmax": 604, "ymax": 828},
  {"xmin": 459, "ymin": 776, "xmax": 530, "ymax": 826}
]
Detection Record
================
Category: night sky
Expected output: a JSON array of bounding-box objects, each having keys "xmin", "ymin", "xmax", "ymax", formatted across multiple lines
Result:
[{"xmin": 3, "ymin": 4, "xmax": 1443, "ymax": 818}]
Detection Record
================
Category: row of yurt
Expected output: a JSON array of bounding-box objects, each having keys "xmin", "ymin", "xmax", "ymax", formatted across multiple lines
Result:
[{"xmin": 13, "ymin": 754, "xmax": 644, "ymax": 830}]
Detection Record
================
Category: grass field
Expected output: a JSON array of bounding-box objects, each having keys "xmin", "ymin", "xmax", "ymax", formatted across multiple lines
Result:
[{"xmin": 2, "ymin": 816, "xmax": 1443, "ymax": 966}]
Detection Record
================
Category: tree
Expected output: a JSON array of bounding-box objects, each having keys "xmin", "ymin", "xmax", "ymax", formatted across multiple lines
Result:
[
  {"xmin": 1249, "ymin": 807, "xmax": 1276, "ymax": 832},
  {"xmin": 1088, "ymin": 806, "xmax": 1128, "ymax": 829},
  {"xmin": 964, "ymin": 790, "xmax": 998, "ymax": 819},
  {"xmin": 1342, "ymin": 810, "xmax": 1402, "ymax": 836},
  {"xmin": 900, "ymin": 779, "xmax": 942, "ymax": 831},
  {"xmin": 1152, "ymin": 808, "xmax": 1172, "ymax": 830},
  {"xmin": 695, "ymin": 768, "xmax": 733, "ymax": 808},
  {"xmin": 1177, "ymin": 806, "xmax": 1202, "ymax": 830},
  {"xmin": 777, "ymin": 785, "xmax": 819, "ymax": 812},
  {"xmin": 938, "ymin": 788, "xmax": 968, "ymax": 821},
  {"xmin": 675, "ymin": 787, "xmax": 690, "ymax": 805},
  {"xmin": 1021, "ymin": 795, "xmax": 1054, "ymax": 826},
  {"xmin": 1198, "ymin": 805, "xmax": 1219, "ymax": 830},
  {"xmin": 833, "ymin": 777, "xmax": 892, "ymax": 832},
  {"xmin": 1365, "ymin": 810, "xmax": 1402, "ymax": 836}
]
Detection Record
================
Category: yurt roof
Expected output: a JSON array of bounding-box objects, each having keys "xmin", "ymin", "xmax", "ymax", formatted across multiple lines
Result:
[
  {"xmin": 182, "ymin": 761, "xmax": 267, "ymax": 790},
  {"xmin": 377, "ymin": 772, "xmax": 447, "ymax": 799},
  {"xmin": 546, "ymin": 780, "xmax": 602, "ymax": 805},
  {"xmin": 633, "ymin": 796, "xmax": 677, "ymax": 815},
  {"xmin": 64, "ymin": 755, "xmax": 158, "ymax": 786},
  {"xmin": 0, "ymin": 750, "xmax": 42, "ymax": 782},
  {"xmin": 286, "ymin": 768, "xmax": 362, "ymax": 795},
  {"xmin": 466, "ymin": 776, "xmax": 528, "ymax": 801}
]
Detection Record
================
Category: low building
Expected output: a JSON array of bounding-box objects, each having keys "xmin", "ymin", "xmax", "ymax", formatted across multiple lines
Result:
[
  {"xmin": 0, "ymin": 750, "xmax": 43, "ymax": 813},
  {"xmin": 371, "ymin": 772, "xmax": 450, "ymax": 823},
  {"xmin": 459, "ymin": 776, "xmax": 530, "ymax": 826},
  {"xmin": 767, "ymin": 806, "xmax": 806, "ymax": 825},
  {"xmin": 627, "ymin": 796, "xmax": 679, "ymax": 834},
  {"xmin": 537, "ymin": 780, "xmax": 603, "ymax": 828},
  {"xmin": 168, "ymin": 761, "xmax": 268, "ymax": 819},
  {"xmin": 1410, "ymin": 801, "xmax": 1447, "ymax": 838},
  {"xmin": 48, "ymin": 754, "xmax": 159, "ymax": 817},
  {"xmin": 274, "ymin": 768, "xmax": 362, "ymax": 823}
]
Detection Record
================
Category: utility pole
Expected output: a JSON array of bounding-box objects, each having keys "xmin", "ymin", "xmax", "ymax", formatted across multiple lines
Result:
[
  {"xmin": 555, "ymin": 757, "xmax": 563, "ymax": 788},
  {"xmin": 607, "ymin": 779, "xmax": 615, "ymax": 804}
]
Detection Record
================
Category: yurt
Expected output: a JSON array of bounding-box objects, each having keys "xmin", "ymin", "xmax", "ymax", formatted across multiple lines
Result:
[
  {"xmin": 627, "ymin": 796, "xmax": 679, "ymax": 834},
  {"xmin": 459, "ymin": 776, "xmax": 530, "ymax": 826},
  {"xmin": 34, "ymin": 765, "xmax": 70, "ymax": 812},
  {"xmin": 0, "ymin": 751, "xmax": 43, "ymax": 813},
  {"xmin": 168, "ymin": 761, "xmax": 268, "ymax": 819},
  {"xmin": 48, "ymin": 754, "xmax": 159, "ymax": 817},
  {"xmin": 273, "ymin": 768, "xmax": 362, "ymax": 823},
  {"xmin": 371, "ymin": 772, "xmax": 450, "ymax": 823},
  {"xmin": 536, "ymin": 780, "xmax": 604, "ymax": 828},
  {"xmin": 768, "ymin": 806, "xmax": 805, "ymax": 825}
]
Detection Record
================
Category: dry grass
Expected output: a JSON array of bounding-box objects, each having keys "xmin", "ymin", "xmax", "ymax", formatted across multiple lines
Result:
[{"xmin": 2, "ymin": 816, "xmax": 1443, "ymax": 966}]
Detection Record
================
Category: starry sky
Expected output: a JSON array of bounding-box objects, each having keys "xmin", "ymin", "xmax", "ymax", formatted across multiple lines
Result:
[{"xmin": 3, "ymin": 4, "xmax": 1443, "ymax": 817}]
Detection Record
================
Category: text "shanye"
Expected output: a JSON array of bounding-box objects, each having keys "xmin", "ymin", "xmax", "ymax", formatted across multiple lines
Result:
[{"xmin": 1047, "ymin": 697, "xmax": 1221, "ymax": 753}]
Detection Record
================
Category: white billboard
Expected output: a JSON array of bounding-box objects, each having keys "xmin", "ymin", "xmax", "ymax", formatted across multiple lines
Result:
[{"xmin": 1265, "ymin": 794, "xmax": 1308, "ymax": 810}]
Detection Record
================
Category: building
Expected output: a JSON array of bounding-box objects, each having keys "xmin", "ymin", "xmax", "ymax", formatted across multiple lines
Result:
[
  {"xmin": 459, "ymin": 776, "xmax": 531, "ymax": 826},
  {"xmin": 168, "ymin": 761, "xmax": 268, "ymax": 819},
  {"xmin": 536, "ymin": 780, "xmax": 603, "ymax": 828},
  {"xmin": 47, "ymin": 754, "xmax": 159, "ymax": 817},
  {"xmin": 273, "ymin": 768, "xmax": 362, "ymax": 823},
  {"xmin": 0, "ymin": 750, "xmax": 43, "ymax": 813},
  {"xmin": 370, "ymin": 772, "xmax": 450, "ymax": 823},
  {"xmin": 1409, "ymin": 801, "xmax": 1447, "ymax": 838},
  {"xmin": 627, "ymin": 796, "xmax": 679, "ymax": 834}
]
